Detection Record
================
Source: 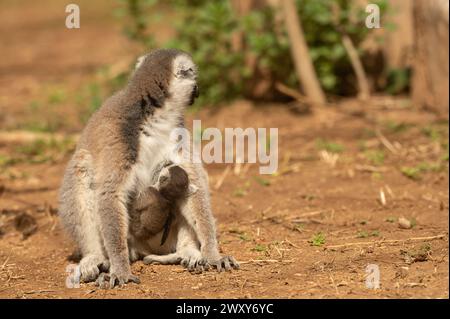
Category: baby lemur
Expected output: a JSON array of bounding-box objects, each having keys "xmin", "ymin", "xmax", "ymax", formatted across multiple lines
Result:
[
  {"xmin": 129, "ymin": 162, "xmax": 191, "ymax": 244},
  {"xmin": 59, "ymin": 49, "xmax": 238, "ymax": 289}
]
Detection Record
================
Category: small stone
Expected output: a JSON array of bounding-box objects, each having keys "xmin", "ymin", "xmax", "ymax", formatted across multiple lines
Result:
[
  {"xmin": 395, "ymin": 266, "xmax": 409, "ymax": 279},
  {"xmin": 14, "ymin": 212, "xmax": 38, "ymax": 239},
  {"xmin": 398, "ymin": 217, "xmax": 412, "ymax": 229}
]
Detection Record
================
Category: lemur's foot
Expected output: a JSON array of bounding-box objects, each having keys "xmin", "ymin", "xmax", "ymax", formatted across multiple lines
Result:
[
  {"xmin": 79, "ymin": 255, "xmax": 109, "ymax": 283},
  {"xmin": 95, "ymin": 271, "xmax": 140, "ymax": 289},
  {"xmin": 206, "ymin": 255, "xmax": 239, "ymax": 272},
  {"xmin": 181, "ymin": 254, "xmax": 208, "ymax": 274}
]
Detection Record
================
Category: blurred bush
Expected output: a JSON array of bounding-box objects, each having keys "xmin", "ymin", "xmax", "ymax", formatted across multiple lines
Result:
[{"xmin": 117, "ymin": 0, "xmax": 389, "ymax": 107}]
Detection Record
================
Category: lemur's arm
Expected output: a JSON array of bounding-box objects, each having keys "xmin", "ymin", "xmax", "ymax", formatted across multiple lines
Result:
[
  {"xmin": 179, "ymin": 164, "xmax": 239, "ymax": 271},
  {"xmin": 95, "ymin": 166, "xmax": 140, "ymax": 288}
]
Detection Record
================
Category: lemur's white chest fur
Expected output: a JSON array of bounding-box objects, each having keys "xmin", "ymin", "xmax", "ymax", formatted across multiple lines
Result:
[{"xmin": 126, "ymin": 106, "xmax": 182, "ymax": 198}]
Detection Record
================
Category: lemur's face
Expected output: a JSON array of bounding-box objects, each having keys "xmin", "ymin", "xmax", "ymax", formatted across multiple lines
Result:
[
  {"xmin": 171, "ymin": 54, "xmax": 199, "ymax": 106},
  {"xmin": 134, "ymin": 49, "xmax": 199, "ymax": 107}
]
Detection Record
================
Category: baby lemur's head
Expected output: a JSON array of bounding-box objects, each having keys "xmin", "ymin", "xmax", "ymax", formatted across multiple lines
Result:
[
  {"xmin": 130, "ymin": 49, "xmax": 199, "ymax": 109},
  {"xmin": 156, "ymin": 165, "xmax": 190, "ymax": 200}
]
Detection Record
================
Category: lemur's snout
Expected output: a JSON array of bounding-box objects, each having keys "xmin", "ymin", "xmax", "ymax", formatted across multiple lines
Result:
[
  {"xmin": 193, "ymin": 84, "xmax": 199, "ymax": 98},
  {"xmin": 189, "ymin": 84, "xmax": 199, "ymax": 105}
]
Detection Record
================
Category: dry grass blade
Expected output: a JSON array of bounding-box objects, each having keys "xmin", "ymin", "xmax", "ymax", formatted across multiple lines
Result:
[
  {"xmin": 379, "ymin": 188, "xmax": 386, "ymax": 206},
  {"xmin": 319, "ymin": 150, "xmax": 339, "ymax": 167},
  {"xmin": 376, "ymin": 129, "xmax": 398, "ymax": 154},
  {"xmin": 294, "ymin": 210, "xmax": 325, "ymax": 218},
  {"xmin": 283, "ymin": 239, "xmax": 300, "ymax": 248},
  {"xmin": 325, "ymin": 234, "xmax": 446, "ymax": 250},
  {"xmin": 239, "ymin": 259, "xmax": 295, "ymax": 265},
  {"xmin": 0, "ymin": 131, "xmax": 77, "ymax": 144},
  {"xmin": 355, "ymin": 165, "xmax": 387, "ymax": 173},
  {"xmin": 24, "ymin": 290, "xmax": 56, "ymax": 295},
  {"xmin": 1, "ymin": 256, "xmax": 11, "ymax": 270},
  {"xmin": 214, "ymin": 165, "xmax": 231, "ymax": 190},
  {"xmin": 234, "ymin": 162, "xmax": 242, "ymax": 175},
  {"xmin": 328, "ymin": 272, "xmax": 339, "ymax": 295},
  {"xmin": 291, "ymin": 218, "xmax": 326, "ymax": 224}
]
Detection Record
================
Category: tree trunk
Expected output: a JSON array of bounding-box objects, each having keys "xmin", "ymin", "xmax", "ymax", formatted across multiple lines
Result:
[
  {"xmin": 412, "ymin": 0, "xmax": 449, "ymax": 117},
  {"xmin": 281, "ymin": 0, "xmax": 326, "ymax": 104}
]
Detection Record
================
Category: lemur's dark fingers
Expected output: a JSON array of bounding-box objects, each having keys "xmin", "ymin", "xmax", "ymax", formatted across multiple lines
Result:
[
  {"xmin": 228, "ymin": 256, "xmax": 240, "ymax": 269},
  {"xmin": 129, "ymin": 274, "xmax": 141, "ymax": 284},
  {"xmin": 223, "ymin": 258, "xmax": 231, "ymax": 271}
]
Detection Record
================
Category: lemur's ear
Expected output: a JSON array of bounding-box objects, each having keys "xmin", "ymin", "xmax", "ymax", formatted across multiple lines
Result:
[
  {"xmin": 135, "ymin": 55, "xmax": 146, "ymax": 70},
  {"xmin": 187, "ymin": 184, "xmax": 199, "ymax": 196}
]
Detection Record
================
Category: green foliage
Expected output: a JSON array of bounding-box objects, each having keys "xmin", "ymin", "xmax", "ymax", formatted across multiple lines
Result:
[
  {"xmin": 386, "ymin": 68, "xmax": 411, "ymax": 94},
  {"xmin": 252, "ymin": 244, "xmax": 268, "ymax": 252},
  {"xmin": 11, "ymin": 138, "xmax": 75, "ymax": 165},
  {"xmin": 401, "ymin": 162, "xmax": 444, "ymax": 180},
  {"xmin": 310, "ymin": 232, "xmax": 326, "ymax": 246},
  {"xmin": 20, "ymin": 100, "xmax": 66, "ymax": 133},
  {"xmin": 385, "ymin": 216, "xmax": 396, "ymax": 223},
  {"xmin": 254, "ymin": 176, "xmax": 271, "ymax": 186},
  {"xmin": 0, "ymin": 154, "xmax": 20, "ymax": 167},
  {"xmin": 383, "ymin": 120, "xmax": 411, "ymax": 134},
  {"xmin": 76, "ymin": 67, "xmax": 132, "ymax": 123},
  {"xmin": 168, "ymin": 1, "xmax": 244, "ymax": 106},
  {"xmin": 400, "ymin": 166, "xmax": 421, "ymax": 180},
  {"xmin": 115, "ymin": 0, "xmax": 158, "ymax": 47},
  {"xmin": 47, "ymin": 88, "xmax": 67, "ymax": 105},
  {"xmin": 422, "ymin": 126, "xmax": 442, "ymax": 142},
  {"xmin": 357, "ymin": 230, "xmax": 379, "ymax": 238},
  {"xmin": 364, "ymin": 149, "xmax": 385, "ymax": 165},
  {"xmin": 297, "ymin": 0, "xmax": 380, "ymax": 93},
  {"xmin": 233, "ymin": 187, "xmax": 247, "ymax": 197},
  {"xmin": 402, "ymin": 243, "xmax": 431, "ymax": 263},
  {"xmin": 442, "ymin": 148, "xmax": 449, "ymax": 162},
  {"xmin": 77, "ymin": 83, "xmax": 103, "ymax": 124},
  {"xmin": 118, "ymin": 0, "xmax": 389, "ymax": 107},
  {"xmin": 316, "ymin": 138, "xmax": 345, "ymax": 153}
]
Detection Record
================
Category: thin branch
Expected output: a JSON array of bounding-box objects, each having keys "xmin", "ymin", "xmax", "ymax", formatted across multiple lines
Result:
[
  {"xmin": 341, "ymin": 34, "xmax": 371, "ymax": 100},
  {"xmin": 275, "ymin": 82, "xmax": 311, "ymax": 104}
]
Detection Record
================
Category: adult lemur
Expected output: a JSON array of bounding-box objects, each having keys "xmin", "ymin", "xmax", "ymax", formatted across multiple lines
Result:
[{"xmin": 59, "ymin": 49, "xmax": 238, "ymax": 289}]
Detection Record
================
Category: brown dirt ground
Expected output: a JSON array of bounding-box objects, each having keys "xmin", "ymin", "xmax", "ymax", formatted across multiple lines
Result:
[{"xmin": 0, "ymin": 1, "xmax": 448, "ymax": 299}]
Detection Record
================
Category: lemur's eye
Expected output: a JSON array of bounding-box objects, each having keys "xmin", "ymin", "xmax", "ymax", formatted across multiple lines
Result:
[{"xmin": 179, "ymin": 68, "xmax": 193, "ymax": 78}]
